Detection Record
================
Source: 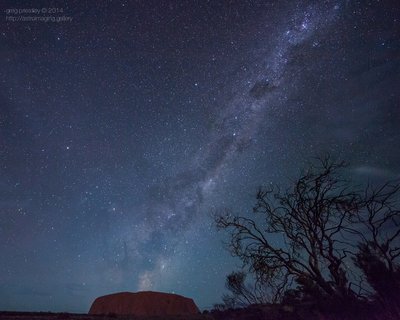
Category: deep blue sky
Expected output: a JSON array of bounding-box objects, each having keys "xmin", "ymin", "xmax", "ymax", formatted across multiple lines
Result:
[{"xmin": 0, "ymin": 0, "xmax": 399, "ymax": 313}]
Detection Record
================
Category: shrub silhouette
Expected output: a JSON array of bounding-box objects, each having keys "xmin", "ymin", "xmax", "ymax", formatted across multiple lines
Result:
[{"xmin": 215, "ymin": 156, "xmax": 400, "ymax": 318}]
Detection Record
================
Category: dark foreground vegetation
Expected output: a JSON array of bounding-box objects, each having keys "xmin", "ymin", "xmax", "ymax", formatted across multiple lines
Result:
[
  {"xmin": 2, "ymin": 157, "xmax": 399, "ymax": 320},
  {"xmin": 214, "ymin": 156, "xmax": 400, "ymax": 319}
]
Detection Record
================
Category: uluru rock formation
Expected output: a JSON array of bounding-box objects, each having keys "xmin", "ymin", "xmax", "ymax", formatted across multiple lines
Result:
[{"xmin": 89, "ymin": 291, "xmax": 200, "ymax": 316}]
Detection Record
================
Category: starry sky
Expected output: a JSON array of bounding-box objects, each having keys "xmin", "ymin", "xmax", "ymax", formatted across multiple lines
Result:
[{"xmin": 1, "ymin": 0, "xmax": 399, "ymax": 313}]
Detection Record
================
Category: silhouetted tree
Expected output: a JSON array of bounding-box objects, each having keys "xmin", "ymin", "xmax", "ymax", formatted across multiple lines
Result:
[
  {"xmin": 215, "ymin": 156, "xmax": 400, "ymax": 310},
  {"xmin": 222, "ymin": 271, "xmax": 272, "ymax": 307},
  {"xmin": 354, "ymin": 181, "xmax": 400, "ymax": 317},
  {"xmin": 355, "ymin": 243, "xmax": 400, "ymax": 299},
  {"xmin": 357, "ymin": 181, "xmax": 400, "ymax": 273}
]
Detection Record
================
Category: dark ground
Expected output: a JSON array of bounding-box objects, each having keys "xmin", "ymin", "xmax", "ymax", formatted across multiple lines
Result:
[
  {"xmin": 1, "ymin": 305, "xmax": 396, "ymax": 320},
  {"xmin": 0, "ymin": 312, "xmax": 210, "ymax": 320}
]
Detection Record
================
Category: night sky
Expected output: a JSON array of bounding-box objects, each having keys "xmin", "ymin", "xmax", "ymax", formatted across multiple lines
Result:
[{"xmin": 1, "ymin": 0, "xmax": 399, "ymax": 313}]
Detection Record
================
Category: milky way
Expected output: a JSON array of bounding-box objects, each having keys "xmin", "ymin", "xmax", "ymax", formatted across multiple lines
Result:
[{"xmin": 1, "ymin": 0, "xmax": 399, "ymax": 312}]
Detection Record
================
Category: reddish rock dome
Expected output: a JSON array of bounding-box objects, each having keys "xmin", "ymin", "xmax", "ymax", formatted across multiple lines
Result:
[{"xmin": 89, "ymin": 291, "xmax": 200, "ymax": 316}]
